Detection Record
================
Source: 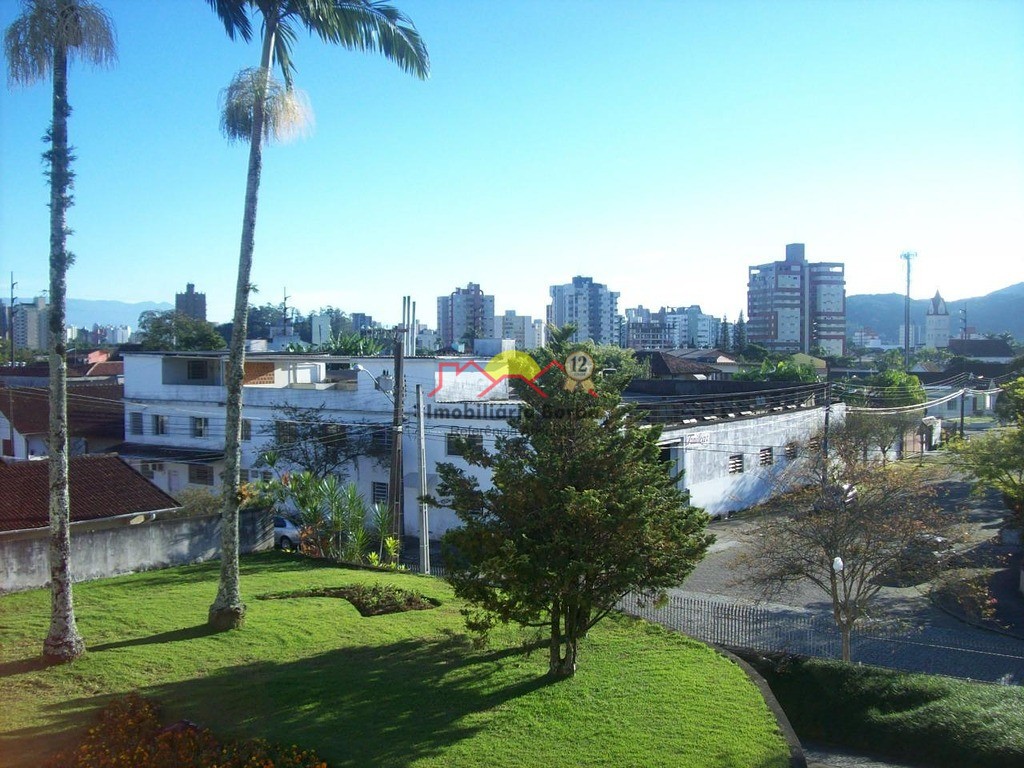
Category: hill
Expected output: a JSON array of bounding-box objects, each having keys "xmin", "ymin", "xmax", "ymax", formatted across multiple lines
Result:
[
  {"xmin": 847, "ymin": 283, "xmax": 1024, "ymax": 343},
  {"xmin": 66, "ymin": 298, "xmax": 172, "ymax": 330}
]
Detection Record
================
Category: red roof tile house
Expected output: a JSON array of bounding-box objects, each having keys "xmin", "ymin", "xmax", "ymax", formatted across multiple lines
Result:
[
  {"xmin": 0, "ymin": 383, "xmax": 124, "ymax": 459},
  {"xmin": 0, "ymin": 455, "xmax": 271, "ymax": 592}
]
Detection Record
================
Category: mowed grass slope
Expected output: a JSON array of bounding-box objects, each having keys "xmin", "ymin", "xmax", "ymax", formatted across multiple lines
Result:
[{"xmin": 0, "ymin": 553, "xmax": 789, "ymax": 768}]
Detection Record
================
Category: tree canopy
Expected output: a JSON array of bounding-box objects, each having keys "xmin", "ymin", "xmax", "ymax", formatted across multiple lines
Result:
[
  {"xmin": 137, "ymin": 310, "xmax": 226, "ymax": 351},
  {"xmin": 950, "ymin": 377, "xmax": 1024, "ymax": 529},
  {"xmin": 432, "ymin": 329, "xmax": 711, "ymax": 677}
]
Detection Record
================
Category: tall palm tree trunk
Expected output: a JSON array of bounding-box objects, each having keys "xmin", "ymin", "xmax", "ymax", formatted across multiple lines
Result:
[
  {"xmin": 209, "ymin": 22, "xmax": 277, "ymax": 630},
  {"xmin": 43, "ymin": 31, "xmax": 84, "ymax": 662}
]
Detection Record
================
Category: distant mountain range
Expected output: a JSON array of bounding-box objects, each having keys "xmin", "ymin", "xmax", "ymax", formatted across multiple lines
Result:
[
  {"xmin": 846, "ymin": 283, "xmax": 1024, "ymax": 342},
  {"xmin": 66, "ymin": 299, "xmax": 172, "ymax": 330}
]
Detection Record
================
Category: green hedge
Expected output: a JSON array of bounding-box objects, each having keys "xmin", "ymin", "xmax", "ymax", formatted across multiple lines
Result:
[{"xmin": 738, "ymin": 651, "xmax": 1024, "ymax": 768}]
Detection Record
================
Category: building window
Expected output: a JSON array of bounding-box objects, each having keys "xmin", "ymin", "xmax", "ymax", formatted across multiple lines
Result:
[
  {"xmin": 276, "ymin": 420, "xmax": 298, "ymax": 444},
  {"xmin": 372, "ymin": 481, "xmax": 388, "ymax": 505},
  {"xmin": 759, "ymin": 447, "xmax": 774, "ymax": 467},
  {"xmin": 129, "ymin": 412, "xmax": 143, "ymax": 436},
  {"xmin": 947, "ymin": 399, "xmax": 958, "ymax": 412},
  {"xmin": 241, "ymin": 419, "xmax": 252, "ymax": 441},
  {"xmin": 152, "ymin": 414, "xmax": 168, "ymax": 436},
  {"xmin": 187, "ymin": 360, "xmax": 208, "ymax": 380},
  {"xmin": 191, "ymin": 417, "xmax": 209, "ymax": 438},
  {"xmin": 728, "ymin": 454, "xmax": 744, "ymax": 474},
  {"xmin": 807, "ymin": 437, "xmax": 821, "ymax": 452},
  {"xmin": 188, "ymin": 464, "xmax": 214, "ymax": 486},
  {"xmin": 446, "ymin": 432, "xmax": 484, "ymax": 457},
  {"xmin": 784, "ymin": 442, "xmax": 798, "ymax": 460},
  {"xmin": 139, "ymin": 462, "xmax": 164, "ymax": 479},
  {"xmin": 370, "ymin": 425, "xmax": 392, "ymax": 454}
]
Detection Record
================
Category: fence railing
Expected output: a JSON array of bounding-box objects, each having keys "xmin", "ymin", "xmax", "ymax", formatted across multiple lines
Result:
[{"xmin": 619, "ymin": 592, "xmax": 1024, "ymax": 684}]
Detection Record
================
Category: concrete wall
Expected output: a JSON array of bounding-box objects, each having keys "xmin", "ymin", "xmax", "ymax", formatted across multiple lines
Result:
[
  {"xmin": 661, "ymin": 404, "xmax": 843, "ymax": 517},
  {"xmin": 0, "ymin": 507, "xmax": 273, "ymax": 593}
]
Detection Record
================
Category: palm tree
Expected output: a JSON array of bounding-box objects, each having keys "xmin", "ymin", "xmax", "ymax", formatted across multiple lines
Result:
[
  {"xmin": 4, "ymin": 0, "xmax": 116, "ymax": 662},
  {"xmin": 205, "ymin": 0, "xmax": 429, "ymax": 630}
]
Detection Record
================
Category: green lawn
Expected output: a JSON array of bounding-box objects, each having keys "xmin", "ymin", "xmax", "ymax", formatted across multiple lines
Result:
[{"xmin": 0, "ymin": 553, "xmax": 789, "ymax": 768}]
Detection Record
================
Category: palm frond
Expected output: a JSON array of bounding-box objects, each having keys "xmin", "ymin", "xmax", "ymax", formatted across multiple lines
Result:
[
  {"xmin": 299, "ymin": 0, "xmax": 429, "ymax": 79},
  {"xmin": 220, "ymin": 66, "xmax": 314, "ymax": 144},
  {"xmin": 205, "ymin": 0, "xmax": 252, "ymax": 42},
  {"xmin": 4, "ymin": 0, "xmax": 116, "ymax": 87}
]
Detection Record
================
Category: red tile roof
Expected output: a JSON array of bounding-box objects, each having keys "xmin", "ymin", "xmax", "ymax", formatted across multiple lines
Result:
[
  {"xmin": 0, "ymin": 383, "xmax": 124, "ymax": 439},
  {"xmin": 0, "ymin": 454, "xmax": 180, "ymax": 532}
]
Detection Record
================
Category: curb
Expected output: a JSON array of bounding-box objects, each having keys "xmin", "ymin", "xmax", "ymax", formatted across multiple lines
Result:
[{"xmin": 714, "ymin": 644, "xmax": 807, "ymax": 768}]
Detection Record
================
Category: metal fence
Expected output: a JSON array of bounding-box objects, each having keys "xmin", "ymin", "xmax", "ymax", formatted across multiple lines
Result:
[{"xmin": 619, "ymin": 592, "xmax": 1024, "ymax": 684}]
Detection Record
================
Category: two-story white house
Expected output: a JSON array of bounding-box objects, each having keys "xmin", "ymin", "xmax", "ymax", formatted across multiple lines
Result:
[{"xmin": 116, "ymin": 352, "xmax": 520, "ymax": 540}]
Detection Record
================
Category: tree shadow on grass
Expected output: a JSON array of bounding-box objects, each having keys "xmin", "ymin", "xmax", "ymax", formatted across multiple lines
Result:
[
  {"xmin": 88, "ymin": 623, "xmax": 218, "ymax": 651},
  {"xmin": 0, "ymin": 655, "xmax": 59, "ymax": 678},
  {"xmin": 10, "ymin": 634, "xmax": 554, "ymax": 768}
]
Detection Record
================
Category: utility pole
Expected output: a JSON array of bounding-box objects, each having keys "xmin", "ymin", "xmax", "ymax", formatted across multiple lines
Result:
[
  {"xmin": 959, "ymin": 381, "xmax": 967, "ymax": 439},
  {"xmin": 900, "ymin": 251, "xmax": 916, "ymax": 370},
  {"xmin": 8, "ymin": 273, "xmax": 16, "ymax": 365},
  {"xmin": 821, "ymin": 382, "xmax": 831, "ymax": 488},
  {"xmin": 417, "ymin": 384, "xmax": 430, "ymax": 574},
  {"xmin": 387, "ymin": 325, "xmax": 407, "ymax": 552}
]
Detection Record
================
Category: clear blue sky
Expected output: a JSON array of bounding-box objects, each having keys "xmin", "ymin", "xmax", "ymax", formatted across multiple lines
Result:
[{"xmin": 2, "ymin": 0, "xmax": 1022, "ymax": 327}]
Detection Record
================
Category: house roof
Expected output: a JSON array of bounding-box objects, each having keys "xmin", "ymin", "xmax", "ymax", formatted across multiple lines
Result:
[
  {"xmin": 672, "ymin": 348, "xmax": 739, "ymax": 365},
  {"xmin": 108, "ymin": 442, "xmax": 225, "ymax": 463},
  {"xmin": 634, "ymin": 350, "xmax": 719, "ymax": 377},
  {"xmin": 0, "ymin": 383, "xmax": 124, "ymax": 439},
  {"xmin": 85, "ymin": 361, "xmax": 123, "ymax": 377},
  {"xmin": 948, "ymin": 339, "xmax": 1015, "ymax": 358},
  {"xmin": 0, "ymin": 454, "xmax": 179, "ymax": 532}
]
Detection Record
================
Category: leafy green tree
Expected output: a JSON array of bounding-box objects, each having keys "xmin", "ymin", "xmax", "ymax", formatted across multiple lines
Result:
[
  {"xmin": 432, "ymin": 331, "xmax": 711, "ymax": 677},
  {"xmin": 205, "ymin": 0, "xmax": 429, "ymax": 631},
  {"xmin": 718, "ymin": 315, "xmax": 731, "ymax": 350},
  {"xmin": 137, "ymin": 310, "xmax": 227, "ymax": 351},
  {"xmin": 950, "ymin": 377, "xmax": 1024, "ymax": 529},
  {"xmin": 733, "ymin": 311, "xmax": 747, "ymax": 354},
  {"xmin": 5, "ymin": 0, "xmax": 115, "ymax": 663},
  {"xmin": 260, "ymin": 402, "xmax": 388, "ymax": 478}
]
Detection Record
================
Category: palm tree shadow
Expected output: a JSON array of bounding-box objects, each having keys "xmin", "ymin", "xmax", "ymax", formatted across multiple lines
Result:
[
  {"xmin": 0, "ymin": 656, "xmax": 59, "ymax": 679},
  {"xmin": 89, "ymin": 624, "xmax": 217, "ymax": 652}
]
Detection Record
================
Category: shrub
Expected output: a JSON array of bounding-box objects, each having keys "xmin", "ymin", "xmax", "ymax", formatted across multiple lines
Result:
[{"xmin": 51, "ymin": 694, "xmax": 327, "ymax": 768}]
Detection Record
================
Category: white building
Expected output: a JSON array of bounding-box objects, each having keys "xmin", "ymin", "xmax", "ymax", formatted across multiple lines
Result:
[
  {"xmin": 924, "ymin": 291, "xmax": 950, "ymax": 350},
  {"xmin": 548, "ymin": 276, "xmax": 620, "ymax": 346},
  {"xmin": 118, "ymin": 351, "xmax": 519, "ymax": 540},
  {"xmin": 497, "ymin": 310, "xmax": 540, "ymax": 351},
  {"xmin": 12, "ymin": 297, "xmax": 48, "ymax": 352},
  {"xmin": 118, "ymin": 350, "xmax": 839, "ymax": 539}
]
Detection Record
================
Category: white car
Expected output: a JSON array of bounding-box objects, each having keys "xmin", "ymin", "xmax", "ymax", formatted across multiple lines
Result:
[{"xmin": 274, "ymin": 516, "xmax": 301, "ymax": 550}]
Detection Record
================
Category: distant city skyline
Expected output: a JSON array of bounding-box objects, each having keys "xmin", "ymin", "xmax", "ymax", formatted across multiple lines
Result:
[{"xmin": 2, "ymin": 1, "xmax": 1022, "ymax": 326}]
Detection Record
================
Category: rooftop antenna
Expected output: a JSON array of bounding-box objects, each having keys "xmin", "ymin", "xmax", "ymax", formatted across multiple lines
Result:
[{"xmin": 900, "ymin": 251, "xmax": 917, "ymax": 370}]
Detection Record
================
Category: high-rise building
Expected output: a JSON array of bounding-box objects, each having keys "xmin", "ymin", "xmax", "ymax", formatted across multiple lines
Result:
[
  {"xmin": 747, "ymin": 244, "xmax": 846, "ymax": 356},
  {"xmin": 350, "ymin": 313, "xmax": 374, "ymax": 333},
  {"xmin": 497, "ymin": 310, "xmax": 540, "ymax": 351},
  {"xmin": 547, "ymin": 276, "xmax": 621, "ymax": 346},
  {"xmin": 437, "ymin": 283, "xmax": 495, "ymax": 349},
  {"xmin": 175, "ymin": 283, "xmax": 207, "ymax": 321},
  {"xmin": 924, "ymin": 291, "xmax": 950, "ymax": 349},
  {"xmin": 12, "ymin": 296, "xmax": 49, "ymax": 352}
]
